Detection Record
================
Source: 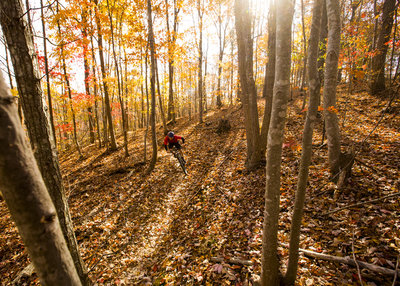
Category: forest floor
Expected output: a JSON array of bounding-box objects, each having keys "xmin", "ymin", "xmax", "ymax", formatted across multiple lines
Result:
[{"xmin": 1, "ymin": 86, "xmax": 400, "ymax": 286}]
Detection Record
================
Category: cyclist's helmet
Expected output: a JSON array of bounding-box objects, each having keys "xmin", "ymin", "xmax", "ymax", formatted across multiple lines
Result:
[{"xmin": 167, "ymin": 131, "xmax": 174, "ymax": 138}]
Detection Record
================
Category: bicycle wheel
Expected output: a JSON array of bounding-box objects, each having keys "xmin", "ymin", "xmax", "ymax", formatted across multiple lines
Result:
[{"xmin": 176, "ymin": 152, "xmax": 188, "ymax": 175}]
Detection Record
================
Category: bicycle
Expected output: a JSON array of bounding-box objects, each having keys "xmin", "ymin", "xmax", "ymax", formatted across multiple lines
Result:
[{"xmin": 170, "ymin": 146, "xmax": 188, "ymax": 175}]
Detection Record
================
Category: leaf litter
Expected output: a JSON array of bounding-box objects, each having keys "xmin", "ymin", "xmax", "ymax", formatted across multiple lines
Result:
[{"xmin": 0, "ymin": 87, "xmax": 399, "ymax": 285}]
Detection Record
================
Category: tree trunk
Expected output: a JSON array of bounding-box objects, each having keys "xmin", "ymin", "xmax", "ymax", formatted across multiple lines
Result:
[
  {"xmin": 90, "ymin": 35, "xmax": 102, "ymax": 148},
  {"xmin": 40, "ymin": 0, "xmax": 57, "ymax": 146},
  {"xmin": 93, "ymin": 0, "xmax": 117, "ymax": 151},
  {"xmin": 106, "ymin": 0, "xmax": 128, "ymax": 156},
  {"xmin": 146, "ymin": 0, "xmax": 158, "ymax": 173},
  {"xmin": 285, "ymin": 0, "xmax": 323, "ymax": 284},
  {"xmin": 260, "ymin": 0, "xmax": 294, "ymax": 284},
  {"xmin": 0, "ymin": 71, "xmax": 82, "ymax": 286},
  {"xmin": 260, "ymin": 0, "xmax": 276, "ymax": 158},
  {"xmin": 323, "ymin": 0, "xmax": 342, "ymax": 178},
  {"xmin": 318, "ymin": 0, "xmax": 328, "ymax": 85},
  {"xmin": 155, "ymin": 59, "xmax": 168, "ymax": 134},
  {"xmin": 57, "ymin": 14, "xmax": 83, "ymax": 158},
  {"xmin": 234, "ymin": 0, "xmax": 261, "ymax": 170},
  {"xmin": 198, "ymin": 0, "xmax": 204, "ymax": 123},
  {"xmin": 0, "ymin": 1, "xmax": 89, "ymax": 284},
  {"xmin": 166, "ymin": 0, "xmax": 179, "ymax": 123},
  {"xmin": 370, "ymin": 0, "xmax": 397, "ymax": 94},
  {"xmin": 81, "ymin": 11, "xmax": 95, "ymax": 145}
]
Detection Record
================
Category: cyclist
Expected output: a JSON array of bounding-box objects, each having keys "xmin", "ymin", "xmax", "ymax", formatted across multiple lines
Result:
[{"xmin": 164, "ymin": 131, "xmax": 185, "ymax": 151}]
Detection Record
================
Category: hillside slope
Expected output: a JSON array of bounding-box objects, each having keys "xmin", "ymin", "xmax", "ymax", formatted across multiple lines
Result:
[{"xmin": 1, "ymin": 89, "xmax": 399, "ymax": 285}]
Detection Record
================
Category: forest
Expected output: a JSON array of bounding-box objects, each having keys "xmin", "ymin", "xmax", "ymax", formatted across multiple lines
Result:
[{"xmin": 0, "ymin": 0, "xmax": 399, "ymax": 285}]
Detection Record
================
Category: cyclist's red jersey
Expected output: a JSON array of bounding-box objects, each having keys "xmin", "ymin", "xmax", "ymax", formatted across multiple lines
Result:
[{"xmin": 164, "ymin": 135, "xmax": 183, "ymax": 146}]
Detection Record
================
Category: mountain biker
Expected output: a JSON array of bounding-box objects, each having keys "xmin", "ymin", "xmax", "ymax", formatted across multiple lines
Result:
[{"xmin": 164, "ymin": 131, "xmax": 185, "ymax": 151}]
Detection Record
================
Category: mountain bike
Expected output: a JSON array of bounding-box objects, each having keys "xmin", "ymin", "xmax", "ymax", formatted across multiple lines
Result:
[{"xmin": 170, "ymin": 146, "xmax": 187, "ymax": 175}]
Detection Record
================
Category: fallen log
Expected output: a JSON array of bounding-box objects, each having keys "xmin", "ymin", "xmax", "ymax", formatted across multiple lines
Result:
[
  {"xmin": 12, "ymin": 264, "xmax": 34, "ymax": 286},
  {"xmin": 300, "ymin": 248, "xmax": 400, "ymax": 277},
  {"xmin": 322, "ymin": 192, "xmax": 400, "ymax": 216},
  {"xmin": 210, "ymin": 249, "xmax": 400, "ymax": 277}
]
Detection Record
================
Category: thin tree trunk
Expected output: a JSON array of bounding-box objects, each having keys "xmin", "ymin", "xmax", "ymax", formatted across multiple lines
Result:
[
  {"xmin": 81, "ymin": 11, "xmax": 95, "ymax": 145},
  {"xmin": 40, "ymin": 0, "xmax": 57, "ymax": 146},
  {"xmin": 198, "ymin": 0, "xmax": 204, "ymax": 123},
  {"xmin": 58, "ymin": 23, "xmax": 83, "ymax": 158},
  {"xmin": 323, "ymin": 0, "xmax": 342, "ymax": 178},
  {"xmin": 0, "ymin": 71, "xmax": 82, "ymax": 286},
  {"xmin": 370, "ymin": 0, "xmax": 396, "ymax": 94},
  {"xmin": 144, "ymin": 53, "xmax": 150, "ymax": 163},
  {"xmin": 0, "ymin": 1, "xmax": 89, "ymax": 283},
  {"xmin": 166, "ymin": 0, "xmax": 179, "ymax": 123},
  {"xmin": 93, "ymin": 0, "xmax": 117, "ymax": 150},
  {"xmin": 235, "ymin": 0, "xmax": 261, "ymax": 170},
  {"xmin": 106, "ymin": 0, "xmax": 128, "ymax": 156},
  {"xmin": 146, "ymin": 0, "xmax": 158, "ymax": 173},
  {"xmin": 260, "ymin": 0, "xmax": 276, "ymax": 158},
  {"xmin": 300, "ymin": 0, "xmax": 308, "ymax": 92},
  {"xmin": 260, "ymin": 0, "xmax": 294, "ymax": 284},
  {"xmin": 285, "ymin": 0, "xmax": 323, "ymax": 284},
  {"xmin": 155, "ymin": 59, "xmax": 168, "ymax": 134},
  {"xmin": 90, "ymin": 35, "xmax": 102, "ymax": 148},
  {"xmin": 318, "ymin": 0, "xmax": 328, "ymax": 86}
]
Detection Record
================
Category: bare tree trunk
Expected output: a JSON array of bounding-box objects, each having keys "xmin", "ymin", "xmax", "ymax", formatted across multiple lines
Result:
[
  {"xmin": 146, "ymin": 0, "xmax": 158, "ymax": 173},
  {"xmin": 144, "ymin": 53, "xmax": 150, "ymax": 163},
  {"xmin": 198, "ymin": 0, "xmax": 204, "ymax": 123},
  {"xmin": 57, "ymin": 21, "xmax": 83, "ymax": 158},
  {"xmin": 260, "ymin": 0, "xmax": 276, "ymax": 158},
  {"xmin": 323, "ymin": 0, "xmax": 342, "ymax": 178},
  {"xmin": 0, "ymin": 1, "xmax": 89, "ymax": 284},
  {"xmin": 106, "ymin": 0, "xmax": 128, "ymax": 156},
  {"xmin": 234, "ymin": 0, "xmax": 261, "ymax": 170},
  {"xmin": 4, "ymin": 42, "xmax": 22, "ymax": 121},
  {"xmin": 0, "ymin": 71, "xmax": 82, "ymax": 286},
  {"xmin": 166, "ymin": 0, "xmax": 179, "ymax": 123},
  {"xmin": 300, "ymin": 0, "xmax": 308, "ymax": 92},
  {"xmin": 370, "ymin": 0, "xmax": 397, "ymax": 94},
  {"xmin": 90, "ymin": 35, "xmax": 102, "ymax": 148},
  {"xmin": 285, "ymin": 0, "xmax": 323, "ymax": 284},
  {"xmin": 93, "ymin": 0, "xmax": 117, "ymax": 151},
  {"xmin": 318, "ymin": 0, "xmax": 327, "ymax": 86},
  {"xmin": 40, "ymin": 0, "xmax": 56, "ymax": 146},
  {"xmin": 155, "ymin": 59, "xmax": 168, "ymax": 134},
  {"xmin": 81, "ymin": 10, "xmax": 95, "ymax": 145},
  {"xmin": 260, "ymin": 0, "xmax": 294, "ymax": 284}
]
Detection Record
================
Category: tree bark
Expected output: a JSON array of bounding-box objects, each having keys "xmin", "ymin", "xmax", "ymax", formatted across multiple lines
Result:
[
  {"xmin": 0, "ymin": 1, "xmax": 89, "ymax": 284},
  {"xmin": 81, "ymin": 10, "xmax": 95, "ymax": 145},
  {"xmin": 56, "ymin": 5, "xmax": 83, "ymax": 158},
  {"xmin": 166, "ymin": 0, "xmax": 179, "ymax": 123},
  {"xmin": 93, "ymin": 0, "xmax": 117, "ymax": 151},
  {"xmin": 323, "ymin": 0, "xmax": 342, "ymax": 178},
  {"xmin": 40, "ymin": 0, "xmax": 57, "ymax": 146},
  {"xmin": 90, "ymin": 35, "xmax": 102, "ymax": 148},
  {"xmin": 370, "ymin": 0, "xmax": 397, "ymax": 94},
  {"xmin": 146, "ymin": 0, "xmax": 158, "ymax": 173},
  {"xmin": 0, "ymin": 71, "xmax": 82, "ymax": 286},
  {"xmin": 106, "ymin": 0, "xmax": 128, "ymax": 156},
  {"xmin": 260, "ymin": 0, "xmax": 294, "ymax": 284},
  {"xmin": 260, "ymin": 0, "xmax": 276, "ymax": 158},
  {"xmin": 155, "ymin": 59, "xmax": 168, "ymax": 134},
  {"xmin": 285, "ymin": 0, "xmax": 323, "ymax": 284},
  {"xmin": 234, "ymin": 0, "xmax": 262, "ymax": 170},
  {"xmin": 198, "ymin": 0, "xmax": 204, "ymax": 123}
]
